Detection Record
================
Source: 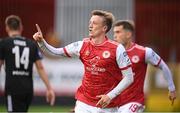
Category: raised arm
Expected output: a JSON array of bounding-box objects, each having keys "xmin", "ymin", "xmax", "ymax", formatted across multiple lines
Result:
[
  {"xmin": 33, "ymin": 24, "xmax": 83, "ymax": 57},
  {"xmin": 33, "ymin": 24, "xmax": 65, "ymax": 56}
]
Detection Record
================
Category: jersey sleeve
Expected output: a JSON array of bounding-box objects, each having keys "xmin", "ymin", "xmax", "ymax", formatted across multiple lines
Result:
[
  {"xmin": 116, "ymin": 44, "xmax": 131, "ymax": 70},
  {"xmin": 34, "ymin": 44, "xmax": 43, "ymax": 62},
  {"xmin": 64, "ymin": 41, "xmax": 83, "ymax": 57},
  {"xmin": 145, "ymin": 48, "xmax": 175, "ymax": 91},
  {"xmin": 38, "ymin": 40, "xmax": 83, "ymax": 58},
  {"xmin": 145, "ymin": 47, "xmax": 161, "ymax": 66}
]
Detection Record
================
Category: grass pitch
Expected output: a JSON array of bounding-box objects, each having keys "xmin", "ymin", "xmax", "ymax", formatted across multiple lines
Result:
[{"xmin": 0, "ymin": 105, "xmax": 73, "ymax": 112}]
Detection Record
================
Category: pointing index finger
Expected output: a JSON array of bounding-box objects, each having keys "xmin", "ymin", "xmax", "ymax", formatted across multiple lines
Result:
[
  {"xmin": 96, "ymin": 99, "xmax": 101, "ymax": 106},
  {"xmin": 36, "ymin": 24, "xmax": 42, "ymax": 33}
]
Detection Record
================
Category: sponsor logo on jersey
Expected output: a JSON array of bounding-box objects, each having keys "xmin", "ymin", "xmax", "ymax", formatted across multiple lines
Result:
[
  {"xmin": 131, "ymin": 55, "xmax": 140, "ymax": 63},
  {"xmin": 89, "ymin": 56, "xmax": 100, "ymax": 66},
  {"xmin": 102, "ymin": 51, "xmax": 110, "ymax": 58},
  {"xmin": 87, "ymin": 56, "xmax": 106, "ymax": 75}
]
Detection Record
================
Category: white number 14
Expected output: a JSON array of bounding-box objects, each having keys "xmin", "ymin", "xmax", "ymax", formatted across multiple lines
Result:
[{"xmin": 12, "ymin": 46, "xmax": 29, "ymax": 69}]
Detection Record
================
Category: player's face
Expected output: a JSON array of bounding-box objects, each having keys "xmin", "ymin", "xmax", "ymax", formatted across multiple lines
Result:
[
  {"xmin": 113, "ymin": 26, "xmax": 129, "ymax": 45},
  {"xmin": 89, "ymin": 15, "xmax": 107, "ymax": 38}
]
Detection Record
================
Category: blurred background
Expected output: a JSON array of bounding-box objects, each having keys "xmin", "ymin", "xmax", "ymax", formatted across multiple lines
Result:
[{"xmin": 0, "ymin": 0, "xmax": 180, "ymax": 112}]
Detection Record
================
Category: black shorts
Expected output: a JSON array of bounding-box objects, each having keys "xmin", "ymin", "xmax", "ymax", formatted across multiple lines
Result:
[{"xmin": 5, "ymin": 93, "xmax": 33, "ymax": 112}]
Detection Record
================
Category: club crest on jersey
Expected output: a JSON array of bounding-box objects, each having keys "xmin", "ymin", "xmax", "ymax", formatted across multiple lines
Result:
[
  {"xmin": 102, "ymin": 51, "xmax": 110, "ymax": 58},
  {"xmin": 131, "ymin": 55, "xmax": 140, "ymax": 63}
]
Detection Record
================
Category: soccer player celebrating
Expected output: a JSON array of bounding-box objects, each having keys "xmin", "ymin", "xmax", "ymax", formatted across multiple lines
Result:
[
  {"xmin": 0, "ymin": 15, "xmax": 55, "ymax": 112},
  {"xmin": 113, "ymin": 20, "xmax": 176, "ymax": 113},
  {"xmin": 33, "ymin": 10, "xmax": 134, "ymax": 113}
]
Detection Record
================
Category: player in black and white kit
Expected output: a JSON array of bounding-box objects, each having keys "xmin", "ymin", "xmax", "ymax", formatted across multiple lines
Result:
[{"xmin": 0, "ymin": 15, "xmax": 55, "ymax": 112}]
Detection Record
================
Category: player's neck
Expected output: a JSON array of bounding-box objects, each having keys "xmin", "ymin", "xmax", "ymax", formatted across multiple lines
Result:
[
  {"xmin": 91, "ymin": 34, "xmax": 107, "ymax": 45},
  {"xmin": 125, "ymin": 40, "xmax": 133, "ymax": 49},
  {"xmin": 8, "ymin": 31, "xmax": 21, "ymax": 37}
]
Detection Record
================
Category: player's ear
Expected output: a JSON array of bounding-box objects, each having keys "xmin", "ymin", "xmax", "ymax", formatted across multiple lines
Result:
[
  {"xmin": 126, "ymin": 31, "xmax": 132, "ymax": 39},
  {"xmin": 20, "ymin": 24, "xmax": 23, "ymax": 33},
  {"xmin": 103, "ymin": 25, "xmax": 108, "ymax": 32}
]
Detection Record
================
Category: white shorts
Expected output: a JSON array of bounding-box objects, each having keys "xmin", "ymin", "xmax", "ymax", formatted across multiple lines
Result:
[
  {"xmin": 118, "ymin": 102, "xmax": 145, "ymax": 113},
  {"xmin": 75, "ymin": 100, "xmax": 118, "ymax": 113}
]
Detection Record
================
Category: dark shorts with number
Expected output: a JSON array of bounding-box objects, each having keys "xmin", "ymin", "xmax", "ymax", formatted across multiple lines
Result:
[{"xmin": 5, "ymin": 93, "xmax": 33, "ymax": 112}]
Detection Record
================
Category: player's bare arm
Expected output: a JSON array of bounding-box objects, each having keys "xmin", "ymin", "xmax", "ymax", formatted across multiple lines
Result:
[{"xmin": 35, "ymin": 60, "xmax": 55, "ymax": 106}]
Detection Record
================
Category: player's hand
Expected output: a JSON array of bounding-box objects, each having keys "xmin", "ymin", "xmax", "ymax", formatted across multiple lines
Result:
[
  {"xmin": 96, "ymin": 95, "xmax": 111, "ymax": 108},
  {"xmin": 46, "ymin": 88, "xmax": 55, "ymax": 106},
  {"xmin": 169, "ymin": 90, "xmax": 176, "ymax": 106},
  {"xmin": 33, "ymin": 24, "xmax": 44, "ymax": 42}
]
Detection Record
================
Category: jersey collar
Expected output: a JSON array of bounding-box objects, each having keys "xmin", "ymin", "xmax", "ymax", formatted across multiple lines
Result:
[
  {"xmin": 90, "ymin": 36, "xmax": 108, "ymax": 46},
  {"xmin": 126, "ymin": 42, "xmax": 136, "ymax": 51}
]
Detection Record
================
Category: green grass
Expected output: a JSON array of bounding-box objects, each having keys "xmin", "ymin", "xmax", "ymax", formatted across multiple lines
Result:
[{"xmin": 0, "ymin": 105, "xmax": 73, "ymax": 112}]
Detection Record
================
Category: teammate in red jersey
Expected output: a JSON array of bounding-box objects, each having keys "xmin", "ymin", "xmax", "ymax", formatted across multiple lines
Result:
[
  {"xmin": 113, "ymin": 20, "xmax": 176, "ymax": 113},
  {"xmin": 33, "ymin": 10, "xmax": 134, "ymax": 113}
]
